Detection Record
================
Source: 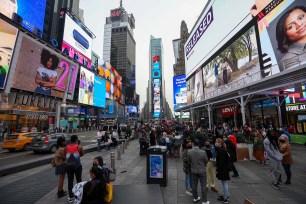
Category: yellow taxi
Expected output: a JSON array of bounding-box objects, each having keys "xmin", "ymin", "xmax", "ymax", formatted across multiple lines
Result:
[{"xmin": 2, "ymin": 132, "xmax": 42, "ymax": 151}]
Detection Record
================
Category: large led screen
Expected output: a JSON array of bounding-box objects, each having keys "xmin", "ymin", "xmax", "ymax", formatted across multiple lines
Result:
[
  {"xmin": 12, "ymin": 33, "xmax": 78, "ymax": 98},
  {"xmin": 285, "ymin": 84, "xmax": 306, "ymax": 112},
  {"xmin": 97, "ymin": 60, "xmax": 123, "ymax": 103},
  {"xmin": 62, "ymin": 13, "xmax": 93, "ymax": 69},
  {"xmin": 78, "ymin": 67, "xmax": 94, "ymax": 105},
  {"xmin": 202, "ymin": 26, "xmax": 260, "ymax": 98},
  {"xmin": 256, "ymin": 0, "xmax": 306, "ymax": 76},
  {"xmin": 0, "ymin": 19, "xmax": 18, "ymax": 89},
  {"xmin": 185, "ymin": 0, "xmax": 257, "ymax": 78},
  {"xmin": 0, "ymin": 0, "xmax": 46, "ymax": 34},
  {"xmin": 93, "ymin": 75, "xmax": 106, "ymax": 108},
  {"xmin": 173, "ymin": 75, "xmax": 187, "ymax": 105}
]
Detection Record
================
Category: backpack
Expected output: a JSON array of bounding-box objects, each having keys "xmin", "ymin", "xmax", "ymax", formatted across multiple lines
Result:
[{"xmin": 66, "ymin": 145, "xmax": 78, "ymax": 172}]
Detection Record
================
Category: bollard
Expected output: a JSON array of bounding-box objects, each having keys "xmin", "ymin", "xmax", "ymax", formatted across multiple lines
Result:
[
  {"xmin": 110, "ymin": 152, "xmax": 115, "ymax": 170},
  {"xmin": 127, "ymin": 138, "xmax": 130, "ymax": 146},
  {"xmin": 117, "ymin": 146, "xmax": 121, "ymax": 160},
  {"xmin": 121, "ymin": 141, "xmax": 125, "ymax": 154},
  {"xmin": 125, "ymin": 140, "xmax": 128, "ymax": 149}
]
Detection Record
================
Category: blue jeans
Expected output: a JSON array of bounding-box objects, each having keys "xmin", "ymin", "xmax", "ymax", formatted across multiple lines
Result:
[
  {"xmin": 191, "ymin": 172, "xmax": 207, "ymax": 202},
  {"xmin": 221, "ymin": 180, "xmax": 229, "ymax": 199},
  {"xmin": 185, "ymin": 172, "xmax": 192, "ymax": 190},
  {"xmin": 97, "ymin": 139, "xmax": 101, "ymax": 151}
]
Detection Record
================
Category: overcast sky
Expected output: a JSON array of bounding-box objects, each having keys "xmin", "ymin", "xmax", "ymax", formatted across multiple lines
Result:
[{"xmin": 79, "ymin": 0, "xmax": 208, "ymax": 114}]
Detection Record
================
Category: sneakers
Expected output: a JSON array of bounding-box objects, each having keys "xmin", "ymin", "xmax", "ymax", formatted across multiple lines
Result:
[
  {"xmin": 186, "ymin": 190, "xmax": 193, "ymax": 196},
  {"xmin": 211, "ymin": 186, "xmax": 218, "ymax": 192},
  {"xmin": 285, "ymin": 181, "xmax": 291, "ymax": 185},
  {"xmin": 193, "ymin": 196, "xmax": 201, "ymax": 203},
  {"xmin": 272, "ymin": 184, "xmax": 280, "ymax": 190},
  {"xmin": 223, "ymin": 198, "xmax": 229, "ymax": 203},
  {"xmin": 67, "ymin": 197, "xmax": 74, "ymax": 203},
  {"xmin": 202, "ymin": 201, "xmax": 210, "ymax": 204},
  {"xmin": 232, "ymin": 174, "xmax": 239, "ymax": 177},
  {"xmin": 57, "ymin": 190, "xmax": 67, "ymax": 198},
  {"xmin": 277, "ymin": 182, "xmax": 285, "ymax": 188},
  {"xmin": 218, "ymin": 195, "xmax": 229, "ymax": 203}
]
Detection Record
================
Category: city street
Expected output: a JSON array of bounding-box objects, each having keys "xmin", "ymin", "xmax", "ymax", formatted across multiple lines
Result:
[{"xmin": 0, "ymin": 136, "xmax": 305, "ymax": 204}]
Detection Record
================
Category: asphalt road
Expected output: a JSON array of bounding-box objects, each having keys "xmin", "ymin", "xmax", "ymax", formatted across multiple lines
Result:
[{"xmin": 0, "ymin": 131, "xmax": 97, "ymax": 166}]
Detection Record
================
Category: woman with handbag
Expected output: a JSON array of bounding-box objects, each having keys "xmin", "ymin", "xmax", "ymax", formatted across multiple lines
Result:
[{"xmin": 52, "ymin": 137, "xmax": 67, "ymax": 198}]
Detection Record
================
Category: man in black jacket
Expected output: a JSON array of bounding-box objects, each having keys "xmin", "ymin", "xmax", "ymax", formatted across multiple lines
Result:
[{"xmin": 224, "ymin": 135, "xmax": 239, "ymax": 177}]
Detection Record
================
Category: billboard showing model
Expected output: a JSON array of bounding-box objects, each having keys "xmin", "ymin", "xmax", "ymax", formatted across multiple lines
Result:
[
  {"xmin": 78, "ymin": 66, "xmax": 94, "ymax": 105},
  {"xmin": 173, "ymin": 75, "xmax": 187, "ymax": 105},
  {"xmin": 185, "ymin": 0, "xmax": 257, "ymax": 78},
  {"xmin": 0, "ymin": 0, "xmax": 46, "ymax": 35},
  {"xmin": 0, "ymin": 19, "xmax": 18, "ymax": 89},
  {"xmin": 12, "ymin": 33, "xmax": 78, "ymax": 98},
  {"xmin": 256, "ymin": 0, "xmax": 306, "ymax": 76},
  {"xmin": 62, "ymin": 12, "xmax": 93, "ymax": 69}
]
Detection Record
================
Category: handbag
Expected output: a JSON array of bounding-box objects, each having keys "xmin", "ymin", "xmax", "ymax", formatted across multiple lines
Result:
[{"xmin": 104, "ymin": 182, "xmax": 113, "ymax": 203}]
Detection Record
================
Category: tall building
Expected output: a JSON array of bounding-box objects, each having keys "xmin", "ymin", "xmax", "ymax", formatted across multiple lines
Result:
[
  {"xmin": 173, "ymin": 21, "xmax": 189, "ymax": 76},
  {"xmin": 103, "ymin": 1, "xmax": 135, "ymax": 86}
]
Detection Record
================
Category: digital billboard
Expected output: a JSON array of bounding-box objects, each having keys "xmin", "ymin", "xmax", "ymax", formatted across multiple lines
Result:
[
  {"xmin": 0, "ymin": 19, "xmax": 18, "ymax": 89},
  {"xmin": 12, "ymin": 33, "xmax": 78, "ymax": 98},
  {"xmin": 0, "ymin": 0, "xmax": 46, "ymax": 35},
  {"xmin": 185, "ymin": 0, "xmax": 258, "ymax": 78},
  {"xmin": 78, "ymin": 67, "xmax": 94, "ymax": 105},
  {"xmin": 97, "ymin": 60, "xmax": 123, "ymax": 103},
  {"xmin": 93, "ymin": 75, "xmax": 106, "ymax": 108},
  {"xmin": 202, "ymin": 26, "xmax": 260, "ymax": 98},
  {"xmin": 62, "ymin": 13, "xmax": 93, "ymax": 69},
  {"xmin": 256, "ymin": 0, "xmax": 306, "ymax": 76},
  {"xmin": 126, "ymin": 105, "xmax": 137, "ymax": 113},
  {"xmin": 173, "ymin": 75, "xmax": 187, "ymax": 105},
  {"xmin": 285, "ymin": 84, "xmax": 306, "ymax": 112}
]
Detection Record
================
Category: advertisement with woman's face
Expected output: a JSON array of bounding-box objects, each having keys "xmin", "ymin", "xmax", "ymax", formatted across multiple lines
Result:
[
  {"xmin": 78, "ymin": 67, "xmax": 94, "ymax": 105},
  {"xmin": 194, "ymin": 69, "xmax": 204, "ymax": 102},
  {"xmin": 12, "ymin": 34, "xmax": 78, "ymax": 98},
  {"xmin": 257, "ymin": 0, "xmax": 306, "ymax": 74}
]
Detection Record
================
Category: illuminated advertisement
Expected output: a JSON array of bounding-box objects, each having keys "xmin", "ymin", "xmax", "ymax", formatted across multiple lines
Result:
[
  {"xmin": 93, "ymin": 76, "xmax": 106, "ymax": 108},
  {"xmin": 150, "ymin": 155, "xmax": 163, "ymax": 178},
  {"xmin": 111, "ymin": 8, "xmax": 122, "ymax": 21},
  {"xmin": 97, "ymin": 60, "xmax": 123, "ymax": 103},
  {"xmin": 187, "ymin": 75, "xmax": 194, "ymax": 104},
  {"xmin": 285, "ymin": 84, "xmax": 306, "ymax": 112},
  {"xmin": 202, "ymin": 26, "xmax": 260, "ymax": 98},
  {"xmin": 0, "ymin": 0, "xmax": 46, "ymax": 34},
  {"xmin": 126, "ymin": 105, "xmax": 137, "ymax": 113},
  {"xmin": 12, "ymin": 33, "xmax": 78, "ymax": 98},
  {"xmin": 256, "ymin": 0, "xmax": 306, "ymax": 76},
  {"xmin": 173, "ymin": 75, "xmax": 187, "ymax": 105},
  {"xmin": 62, "ymin": 13, "xmax": 93, "ymax": 69},
  {"xmin": 0, "ymin": 19, "xmax": 18, "ymax": 89},
  {"xmin": 194, "ymin": 69, "xmax": 204, "ymax": 102},
  {"xmin": 185, "ymin": 0, "xmax": 258, "ymax": 78},
  {"xmin": 78, "ymin": 67, "xmax": 94, "ymax": 105},
  {"xmin": 152, "ymin": 69, "xmax": 161, "ymax": 79}
]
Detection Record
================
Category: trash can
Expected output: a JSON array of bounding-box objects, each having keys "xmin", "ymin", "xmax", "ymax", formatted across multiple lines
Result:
[{"xmin": 146, "ymin": 145, "xmax": 168, "ymax": 187}]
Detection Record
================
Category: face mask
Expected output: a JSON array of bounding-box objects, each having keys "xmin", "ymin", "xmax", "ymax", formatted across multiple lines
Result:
[
  {"xmin": 223, "ymin": 138, "xmax": 228, "ymax": 141},
  {"xmin": 205, "ymin": 144, "xmax": 210, "ymax": 148},
  {"xmin": 279, "ymin": 140, "xmax": 285, "ymax": 143}
]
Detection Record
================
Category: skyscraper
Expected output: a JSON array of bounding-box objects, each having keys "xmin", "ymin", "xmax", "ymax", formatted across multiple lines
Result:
[{"xmin": 103, "ymin": 1, "xmax": 135, "ymax": 86}]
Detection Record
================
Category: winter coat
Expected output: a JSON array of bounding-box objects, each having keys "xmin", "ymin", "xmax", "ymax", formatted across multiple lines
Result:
[{"xmin": 216, "ymin": 148, "xmax": 230, "ymax": 181}]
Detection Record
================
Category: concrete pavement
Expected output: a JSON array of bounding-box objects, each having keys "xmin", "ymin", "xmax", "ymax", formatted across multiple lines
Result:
[{"xmin": 0, "ymin": 139, "xmax": 305, "ymax": 204}]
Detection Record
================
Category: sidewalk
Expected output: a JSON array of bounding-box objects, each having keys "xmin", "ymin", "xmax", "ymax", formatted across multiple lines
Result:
[{"xmin": 33, "ymin": 139, "xmax": 306, "ymax": 204}]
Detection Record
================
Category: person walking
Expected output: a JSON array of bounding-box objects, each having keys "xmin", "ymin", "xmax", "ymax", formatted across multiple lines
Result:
[
  {"xmin": 96, "ymin": 129, "xmax": 103, "ymax": 152},
  {"xmin": 224, "ymin": 135, "xmax": 239, "ymax": 177},
  {"xmin": 202, "ymin": 140, "xmax": 218, "ymax": 193},
  {"xmin": 264, "ymin": 130, "xmax": 283, "ymax": 190},
  {"xmin": 253, "ymin": 130, "xmax": 266, "ymax": 165},
  {"xmin": 66, "ymin": 135, "xmax": 84, "ymax": 203},
  {"xmin": 278, "ymin": 135, "xmax": 293, "ymax": 185},
  {"xmin": 182, "ymin": 142, "xmax": 192, "ymax": 196},
  {"xmin": 52, "ymin": 137, "xmax": 67, "ymax": 198},
  {"xmin": 187, "ymin": 139, "xmax": 210, "ymax": 204},
  {"xmin": 215, "ymin": 138, "xmax": 230, "ymax": 203}
]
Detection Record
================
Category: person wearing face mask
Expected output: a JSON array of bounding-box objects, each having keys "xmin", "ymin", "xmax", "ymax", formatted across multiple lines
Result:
[
  {"xmin": 201, "ymin": 140, "xmax": 218, "ymax": 193},
  {"xmin": 263, "ymin": 130, "xmax": 283, "ymax": 190},
  {"xmin": 278, "ymin": 135, "xmax": 293, "ymax": 185},
  {"xmin": 215, "ymin": 138, "xmax": 230, "ymax": 203}
]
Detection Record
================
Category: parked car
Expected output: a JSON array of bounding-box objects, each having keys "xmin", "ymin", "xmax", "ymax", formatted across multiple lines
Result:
[
  {"xmin": 29, "ymin": 133, "xmax": 71, "ymax": 153},
  {"xmin": 2, "ymin": 132, "xmax": 42, "ymax": 151}
]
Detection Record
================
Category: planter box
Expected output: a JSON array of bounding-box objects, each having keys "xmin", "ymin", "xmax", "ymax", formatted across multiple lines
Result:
[{"xmin": 237, "ymin": 143, "xmax": 255, "ymax": 161}]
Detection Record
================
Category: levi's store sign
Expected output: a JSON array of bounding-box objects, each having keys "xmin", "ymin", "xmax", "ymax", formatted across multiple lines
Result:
[{"xmin": 221, "ymin": 106, "xmax": 238, "ymax": 116}]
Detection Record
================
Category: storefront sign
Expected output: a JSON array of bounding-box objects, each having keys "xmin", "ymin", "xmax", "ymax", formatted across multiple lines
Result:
[
  {"xmin": 8, "ymin": 93, "xmax": 59, "ymax": 109},
  {"xmin": 221, "ymin": 106, "xmax": 238, "ymax": 116},
  {"xmin": 286, "ymin": 105, "xmax": 306, "ymax": 112}
]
